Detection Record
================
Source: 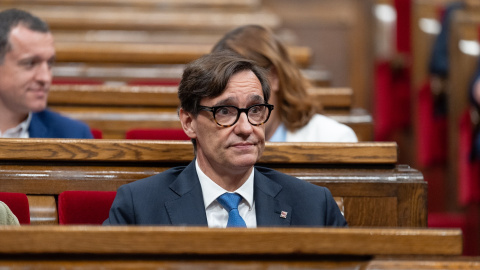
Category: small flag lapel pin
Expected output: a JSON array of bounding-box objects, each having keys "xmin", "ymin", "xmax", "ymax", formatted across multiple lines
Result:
[{"xmin": 280, "ymin": 211, "xmax": 288, "ymax": 219}]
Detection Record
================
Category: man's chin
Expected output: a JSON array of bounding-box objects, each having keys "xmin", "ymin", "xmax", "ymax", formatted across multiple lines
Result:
[{"xmin": 29, "ymin": 105, "xmax": 47, "ymax": 113}]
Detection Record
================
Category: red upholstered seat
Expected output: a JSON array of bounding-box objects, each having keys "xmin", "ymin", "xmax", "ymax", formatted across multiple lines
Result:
[
  {"xmin": 416, "ymin": 79, "xmax": 447, "ymax": 167},
  {"xmin": 459, "ymin": 110, "xmax": 480, "ymax": 206},
  {"xmin": 58, "ymin": 191, "xmax": 116, "ymax": 225},
  {"xmin": 90, "ymin": 129, "xmax": 103, "ymax": 139},
  {"xmin": 0, "ymin": 192, "xmax": 30, "ymax": 225},
  {"xmin": 125, "ymin": 128, "xmax": 190, "ymax": 140}
]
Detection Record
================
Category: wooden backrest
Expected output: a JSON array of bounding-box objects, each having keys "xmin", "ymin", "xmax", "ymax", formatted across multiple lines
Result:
[
  {"xmin": 48, "ymin": 42, "xmax": 311, "ymax": 68},
  {"xmin": 48, "ymin": 84, "xmax": 352, "ymax": 110},
  {"xmin": 0, "ymin": 139, "xmax": 426, "ymax": 227},
  {"xmin": 46, "ymin": 84, "xmax": 372, "ymax": 140}
]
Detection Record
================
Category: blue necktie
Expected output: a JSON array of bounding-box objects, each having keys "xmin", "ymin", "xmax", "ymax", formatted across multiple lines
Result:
[{"xmin": 217, "ymin": 193, "xmax": 247, "ymax": 227}]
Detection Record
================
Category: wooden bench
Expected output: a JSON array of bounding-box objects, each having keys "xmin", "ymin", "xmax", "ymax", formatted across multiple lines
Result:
[
  {"xmin": 0, "ymin": 4, "xmax": 280, "ymax": 31},
  {"xmin": 447, "ymin": 9, "xmax": 480, "ymax": 207},
  {"xmin": 4, "ymin": 0, "xmax": 261, "ymax": 10},
  {"xmin": 49, "ymin": 42, "xmax": 311, "ymax": 68},
  {"xmin": 410, "ymin": 0, "xmax": 459, "ymax": 172},
  {"xmin": 51, "ymin": 64, "xmax": 330, "ymax": 87},
  {"xmin": 47, "ymin": 84, "xmax": 372, "ymax": 140},
  {"xmin": 48, "ymin": 84, "xmax": 352, "ymax": 112},
  {"xmin": 0, "ymin": 139, "xmax": 426, "ymax": 227},
  {"xmin": 0, "ymin": 226, "xmax": 467, "ymax": 269}
]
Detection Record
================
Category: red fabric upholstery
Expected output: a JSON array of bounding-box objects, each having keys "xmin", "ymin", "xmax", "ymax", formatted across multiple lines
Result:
[
  {"xmin": 0, "ymin": 192, "xmax": 30, "ymax": 224},
  {"xmin": 416, "ymin": 79, "xmax": 447, "ymax": 167},
  {"xmin": 373, "ymin": 60, "xmax": 411, "ymax": 141},
  {"xmin": 459, "ymin": 110, "xmax": 480, "ymax": 206},
  {"xmin": 90, "ymin": 128, "xmax": 103, "ymax": 139},
  {"xmin": 429, "ymin": 211, "xmax": 479, "ymax": 256},
  {"xmin": 58, "ymin": 191, "xmax": 116, "ymax": 225},
  {"xmin": 125, "ymin": 128, "xmax": 190, "ymax": 140},
  {"xmin": 394, "ymin": 0, "xmax": 411, "ymax": 54}
]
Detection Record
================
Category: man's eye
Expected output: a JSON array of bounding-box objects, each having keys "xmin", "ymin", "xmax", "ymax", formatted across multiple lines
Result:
[
  {"xmin": 21, "ymin": 60, "xmax": 35, "ymax": 68},
  {"xmin": 217, "ymin": 107, "xmax": 232, "ymax": 115}
]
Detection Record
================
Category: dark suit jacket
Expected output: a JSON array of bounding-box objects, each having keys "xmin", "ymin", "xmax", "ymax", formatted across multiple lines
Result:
[
  {"xmin": 29, "ymin": 109, "xmax": 93, "ymax": 138},
  {"xmin": 103, "ymin": 161, "xmax": 347, "ymax": 227}
]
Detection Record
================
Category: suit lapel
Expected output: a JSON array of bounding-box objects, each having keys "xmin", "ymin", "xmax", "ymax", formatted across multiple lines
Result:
[
  {"xmin": 254, "ymin": 169, "xmax": 292, "ymax": 227},
  {"xmin": 164, "ymin": 161, "xmax": 208, "ymax": 226}
]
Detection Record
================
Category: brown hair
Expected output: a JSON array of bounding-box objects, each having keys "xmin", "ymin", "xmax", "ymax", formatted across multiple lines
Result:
[{"xmin": 212, "ymin": 24, "xmax": 319, "ymax": 131}]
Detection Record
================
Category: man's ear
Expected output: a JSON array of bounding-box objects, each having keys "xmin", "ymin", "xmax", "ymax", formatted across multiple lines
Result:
[
  {"xmin": 268, "ymin": 67, "xmax": 280, "ymax": 93},
  {"xmin": 179, "ymin": 108, "xmax": 197, "ymax": 139}
]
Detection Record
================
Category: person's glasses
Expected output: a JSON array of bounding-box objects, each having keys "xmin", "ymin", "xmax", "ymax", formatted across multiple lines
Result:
[{"xmin": 198, "ymin": 104, "xmax": 274, "ymax": 127}]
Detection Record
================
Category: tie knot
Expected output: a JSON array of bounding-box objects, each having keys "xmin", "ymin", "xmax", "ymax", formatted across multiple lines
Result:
[{"xmin": 217, "ymin": 193, "xmax": 242, "ymax": 212}]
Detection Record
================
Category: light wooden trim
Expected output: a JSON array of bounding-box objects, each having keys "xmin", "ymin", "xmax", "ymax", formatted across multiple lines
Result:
[
  {"xmin": 0, "ymin": 139, "xmax": 397, "ymax": 164},
  {"xmin": 53, "ymin": 42, "xmax": 311, "ymax": 67},
  {"xmin": 367, "ymin": 257, "xmax": 480, "ymax": 269},
  {"xmin": 26, "ymin": 195, "xmax": 58, "ymax": 225},
  {"xmin": 0, "ymin": 227, "xmax": 462, "ymax": 255}
]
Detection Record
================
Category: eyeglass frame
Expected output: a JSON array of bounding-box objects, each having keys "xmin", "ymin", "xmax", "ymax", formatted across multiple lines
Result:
[{"xmin": 198, "ymin": 104, "xmax": 274, "ymax": 127}]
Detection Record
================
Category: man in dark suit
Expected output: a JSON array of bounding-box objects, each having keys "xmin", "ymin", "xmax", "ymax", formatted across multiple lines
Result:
[
  {"xmin": 104, "ymin": 51, "xmax": 347, "ymax": 227},
  {"xmin": 0, "ymin": 9, "xmax": 92, "ymax": 138}
]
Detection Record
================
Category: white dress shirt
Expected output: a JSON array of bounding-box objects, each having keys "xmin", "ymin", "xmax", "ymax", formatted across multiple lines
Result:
[
  {"xmin": 196, "ymin": 159, "xmax": 257, "ymax": 228},
  {"xmin": 0, "ymin": 113, "xmax": 32, "ymax": 138}
]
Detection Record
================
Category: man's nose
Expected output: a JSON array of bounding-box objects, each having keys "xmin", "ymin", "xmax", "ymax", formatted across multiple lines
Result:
[
  {"xmin": 234, "ymin": 112, "xmax": 253, "ymax": 133},
  {"xmin": 35, "ymin": 62, "xmax": 52, "ymax": 84}
]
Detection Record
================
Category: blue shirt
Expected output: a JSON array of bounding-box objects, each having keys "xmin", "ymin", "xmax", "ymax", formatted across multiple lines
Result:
[{"xmin": 269, "ymin": 123, "xmax": 287, "ymax": 142}]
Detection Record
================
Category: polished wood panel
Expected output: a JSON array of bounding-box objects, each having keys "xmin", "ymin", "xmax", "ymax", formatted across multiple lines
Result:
[
  {"xmin": 0, "ymin": 140, "xmax": 397, "ymax": 163},
  {"xmin": 0, "ymin": 227, "xmax": 466, "ymax": 269},
  {"xmin": 0, "ymin": 227, "xmax": 462, "ymax": 255}
]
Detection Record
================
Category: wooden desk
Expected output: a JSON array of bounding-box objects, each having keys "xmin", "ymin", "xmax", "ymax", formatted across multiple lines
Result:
[
  {"xmin": 0, "ymin": 226, "xmax": 465, "ymax": 269},
  {"xmin": 0, "ymin": 139, "xmax": 426, "ymax": 227}
]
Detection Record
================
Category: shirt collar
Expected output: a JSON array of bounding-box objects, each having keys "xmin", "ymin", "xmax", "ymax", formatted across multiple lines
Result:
[
  {"xmin": 1, "ymin": 112, "xmax": 32, "ymax": 138},
  {"xmin": 196, "ymin": 159, "xmax": 254, "ymax": 210}
]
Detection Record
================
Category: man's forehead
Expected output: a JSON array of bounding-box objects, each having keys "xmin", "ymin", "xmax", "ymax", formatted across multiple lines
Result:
[
  {"xmin": 211, "ymin": 94, "xmax": 264, "ymax": 105},
  {"xmin": 9, "ymin": 25, "xmax": 53, "ymax": 47}
]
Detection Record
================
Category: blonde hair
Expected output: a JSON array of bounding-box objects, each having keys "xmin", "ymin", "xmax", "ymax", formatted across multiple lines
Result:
[{"xmin": 212, "ymin": 25, "xmax": 320, "ymax": 131}]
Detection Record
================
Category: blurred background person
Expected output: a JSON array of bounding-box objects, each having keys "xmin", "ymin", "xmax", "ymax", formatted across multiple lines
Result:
[
  {"xmin": 211, "ymin": 24, "xmax": 357, "ymax": 143},
  {"xmin": 0, "ymin": 8, "xmax": 93, "ymax": 138}
]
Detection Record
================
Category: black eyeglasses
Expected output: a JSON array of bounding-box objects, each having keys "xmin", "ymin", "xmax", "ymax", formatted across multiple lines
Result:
[{"xmin": 198, "ymin": 104, "xmax": 274, "ymax": 127}]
